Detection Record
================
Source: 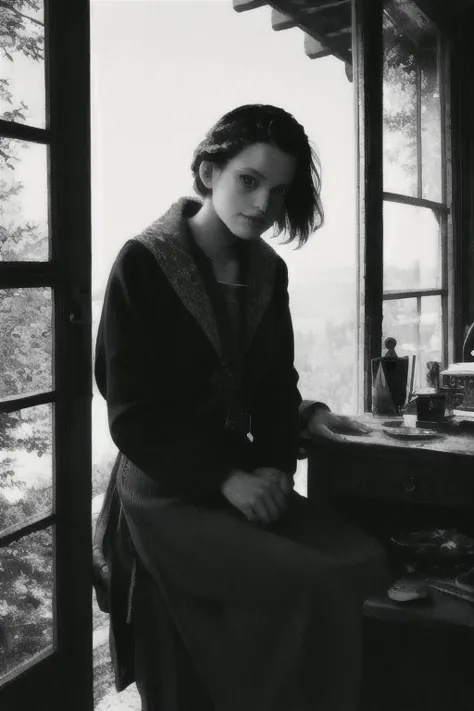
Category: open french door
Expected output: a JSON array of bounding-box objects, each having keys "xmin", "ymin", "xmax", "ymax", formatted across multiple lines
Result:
[{"xmin": 0, "ymin": 1, "xmax": 92, "ymax": 710}]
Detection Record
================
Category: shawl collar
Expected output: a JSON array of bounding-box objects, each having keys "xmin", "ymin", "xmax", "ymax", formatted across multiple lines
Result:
[{"xmin": 134, "ymin": 197, "xmax": 278, "ymax": 363}]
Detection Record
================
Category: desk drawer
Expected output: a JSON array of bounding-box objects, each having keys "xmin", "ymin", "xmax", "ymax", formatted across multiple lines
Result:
[{"xmin": 330, "ymin": 458, "xmax": 474, "ymax": 509}]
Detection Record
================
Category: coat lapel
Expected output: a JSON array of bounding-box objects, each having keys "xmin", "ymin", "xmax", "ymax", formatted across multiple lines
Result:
[{"xmin": 134, "ymin": 197, "xmax": 278, "ymax": 363}]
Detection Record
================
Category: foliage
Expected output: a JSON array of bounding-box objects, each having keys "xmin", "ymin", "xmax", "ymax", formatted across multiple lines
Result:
[
  {"xmin": 0, "ymin": 1, "xmax": 56, "ymax": 679},
  {"xmin": 383, "ymin": 12, "xmax": 441, "ymax": 198},
  {"xmin": 0, "ymin": 500, "xmax": 53, "ymax": 677},
  {"xmin": 0, "ymin": 0, "xmax": 44, "ymax": 128}
]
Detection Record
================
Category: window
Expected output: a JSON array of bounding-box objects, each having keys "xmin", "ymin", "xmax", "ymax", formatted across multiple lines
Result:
[
  {"xmin": 353, "ymin": 0, "xmax": 453, "ymax": 411},
  {"xmin": 381, "ymin": 0, "xmax": 449, "ymax": 391}
]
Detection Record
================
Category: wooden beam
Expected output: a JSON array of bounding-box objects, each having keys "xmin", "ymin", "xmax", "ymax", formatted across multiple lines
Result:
[
  {"xmin": 271, "ymin": 8, "xmax": 296, "ymax": 31},
  {"xmin": 232, "ymin": 0, "xmax": 267, "ymax": 12},
  {"xmin": 304, "ymin": 33, "xmax": 331, "ymax": 59},
  {"xmin": 303, "ymin": 0, "xmax": 351, "ymax": 13},
  {"xmin": 326, "ymin": 26, "xmax": 352, "ymax": 37}
]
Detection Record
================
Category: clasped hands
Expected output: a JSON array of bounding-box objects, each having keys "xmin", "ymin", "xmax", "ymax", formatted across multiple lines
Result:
[{"xmin": 221, "ymin": 467, "xmax": 291, "ymax": 526}]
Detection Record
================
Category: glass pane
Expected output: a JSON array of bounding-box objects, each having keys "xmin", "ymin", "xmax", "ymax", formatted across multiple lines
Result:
[
  {"xmin": 383, "ymin": 201, "xmax": 441, "ymax": 291},
  {"xmin": 0, "ymin": 404, "xmax": 53, "ymax": 537},
  {"xmin": 0, "ymin": 527, "xmax": 54, "ymax": 682},
  {"xmin": 383, "ymin": 1, "xmax": 442, "ymax": 201},
  {"xmin": 420, "ymin": 37, "xmax": 441, "ymax": 202},
  {"xmin": 0, "ymin": 287, "xmax": 53, "ymax": 399},
  {"xmin": 0, "ymin": 139, "xmax": 49, "ymax": 261},
  {"xmin": 383, "ymin": 295, "xmax": 442, "ymax": 390},
  {"xmin": 383, "ymin": 11, "xmax": 417, "ymax": 197},
  {"xmin": 0, "ymin": 0, "xmax": 46, "ymax": 129}
]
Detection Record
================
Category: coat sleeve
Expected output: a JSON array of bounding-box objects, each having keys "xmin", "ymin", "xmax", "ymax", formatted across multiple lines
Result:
[{"xmin": 94, "ymin": 240, "xmax": 236, "ymax": 500}]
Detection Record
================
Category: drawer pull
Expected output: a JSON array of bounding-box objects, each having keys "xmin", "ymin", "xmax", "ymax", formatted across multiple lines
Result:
[{"xmin": 401, "ymin": 476, "xmax": 417, "ymax": 494}]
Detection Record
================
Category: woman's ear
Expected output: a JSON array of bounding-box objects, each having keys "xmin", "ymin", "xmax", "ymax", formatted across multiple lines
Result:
[{"xmin": 198, "ymin": 160, "xmax": 217, "ymax": 191}]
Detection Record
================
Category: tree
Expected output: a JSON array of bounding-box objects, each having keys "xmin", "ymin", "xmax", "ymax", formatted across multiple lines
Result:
[
  {"xmin": 0, "ymin": 1, "xmax": 54, "ymax": 679},
  {"xmin": 383, "ymin": 11, "xmax": 441, "ymax": 199}
]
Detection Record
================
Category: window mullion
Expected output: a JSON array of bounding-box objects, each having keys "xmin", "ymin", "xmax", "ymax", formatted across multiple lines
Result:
[
  {"xmin": 416, "ymin": 54, "xmax": 423, "ymax": 199},
  {"xmin": 353, "ymin": 0, "xmax": 384, "ymax": 413},
  {"xmin": 0, "ymin": 513, "xmax": 56, "ymax": 548},
  {"xmin": 383, "ymin": 191, "xmax": 448, "ymax": 213}
]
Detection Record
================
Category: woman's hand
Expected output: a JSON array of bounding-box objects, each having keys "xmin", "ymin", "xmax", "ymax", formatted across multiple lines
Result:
[
  {"xmin": 221, "ymin": 469, "xmax": 288, "ymax": 525},
  {"xmin": 306, "ymin": 409, "xmax": 372, "ymax": 442},
  {"xmin": 253, "ymin": 467, "xmax": 293, "ymax": 495}
]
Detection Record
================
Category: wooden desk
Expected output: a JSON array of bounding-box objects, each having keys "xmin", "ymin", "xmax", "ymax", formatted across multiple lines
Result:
[
  {"xmin": 304, "ymin": 416, "xmax": 474, "ymax": 711},
  {"xmin": 305, "ymin": 414, "xmax": 474, "ymax": 529}
]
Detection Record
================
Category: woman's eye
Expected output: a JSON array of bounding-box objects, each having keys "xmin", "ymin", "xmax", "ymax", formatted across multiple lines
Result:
[
  {"xmin": 240, "ymin": 174, "xmax": 257, "ymax": 189},
  {"xmin": 273, "ymin": 186, "xmax": 287, "ymax": 197}
]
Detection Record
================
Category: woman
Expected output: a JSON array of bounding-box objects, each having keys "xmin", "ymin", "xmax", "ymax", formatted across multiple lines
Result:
[{"xmin": 94, "ymin": 104, "xmax": 392, "ymax": 711}]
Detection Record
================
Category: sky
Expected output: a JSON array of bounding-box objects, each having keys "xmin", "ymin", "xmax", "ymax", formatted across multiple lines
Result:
[
  {"xmin": 1, "ymin": 0, "xmax": 438, "ymax": 298},
  {"xmin": 89, "ymin": 0, "xmax": 357, "ymax": 294}
]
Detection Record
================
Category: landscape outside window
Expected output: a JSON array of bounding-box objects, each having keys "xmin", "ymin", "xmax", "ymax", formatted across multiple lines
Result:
[{"xmin": 0, "ymin": 0, "xmax": 54, "ymax": 685}]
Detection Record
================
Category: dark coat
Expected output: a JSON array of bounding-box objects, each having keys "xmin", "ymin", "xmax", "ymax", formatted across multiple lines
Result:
[
  {"xmin": 95, "ymin": 197, "xmax": 305, "ymax": 498},
  {"xmin": 93, "ymin": 196, "xmax": 313, "ymax": 689},
  {"xmin": 93, "ymin": 197, "xmax": 391, "ymax": 707}
]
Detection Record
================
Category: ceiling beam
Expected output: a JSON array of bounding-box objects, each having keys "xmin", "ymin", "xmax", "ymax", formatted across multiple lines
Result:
[
  {"xmin": 326, "ymin": 26, "xmax": 352, "ymax": 37},
  {"xmin": 301, "ymin": 0, "xmax": 351, "ymax": 13},
  {"xmin": 233, "ymin": 0, "xmax": 352, "ymax": 66},
  {"xmin": 233, "ymin": 0, "xmax": 268, "ymax": 12},
  {"xmin": 304, "ymin": 33, "xmax": 331, "ymax": 59},
  {"xmin": 271, "ymin": 8, "xmax": 297, "ymax": 31}
]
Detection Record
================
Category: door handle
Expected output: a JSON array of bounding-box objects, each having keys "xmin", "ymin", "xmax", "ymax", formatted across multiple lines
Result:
[
  {"xmin": 401, "ymin": 476, "xmax": 417, "ymax": 494},
  {"xmin": 69, "ymin": 311, "xmax": 85, "ymax": 325}
]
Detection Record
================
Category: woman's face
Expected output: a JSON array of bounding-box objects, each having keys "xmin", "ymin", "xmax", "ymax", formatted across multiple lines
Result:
[{"xmin": 209, "ymin": 142, "xmax": 297, "ymax": 240}]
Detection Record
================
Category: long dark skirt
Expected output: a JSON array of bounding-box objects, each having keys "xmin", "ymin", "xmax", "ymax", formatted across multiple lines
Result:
[{"xmin": 118, "ymin": 459, "xmax": 392, "ymax": 711}]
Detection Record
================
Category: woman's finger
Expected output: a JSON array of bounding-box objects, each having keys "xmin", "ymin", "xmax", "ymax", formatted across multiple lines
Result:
[
  {"xmin": 251, "ymin": 499, "xmax": 274, "ymax": 526},
  {"xmin": 310, "ymin": 423, "xmax": 347, "ymax": 442}
]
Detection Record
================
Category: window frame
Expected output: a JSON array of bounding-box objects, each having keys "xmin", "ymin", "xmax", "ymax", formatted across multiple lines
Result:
[{"xmin": 353, "ymin": 0, "xmax": 455, "ymax": 413}]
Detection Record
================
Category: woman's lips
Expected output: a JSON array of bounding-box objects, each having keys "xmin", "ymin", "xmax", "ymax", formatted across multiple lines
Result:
[{"xmin": 242, "ymin": 214, "xmax": 265, "ymax": 226}]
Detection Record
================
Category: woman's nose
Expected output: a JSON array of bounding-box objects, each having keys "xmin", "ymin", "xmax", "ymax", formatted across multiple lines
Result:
[{"xmin": 253, "ymin": 190, "xmax": 270, "ymax": 214}]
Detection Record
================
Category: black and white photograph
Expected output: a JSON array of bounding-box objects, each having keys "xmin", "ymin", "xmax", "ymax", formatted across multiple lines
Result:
[{"xmin": 1, "ymin": 1, "xmax": 474, "ymax": 710}]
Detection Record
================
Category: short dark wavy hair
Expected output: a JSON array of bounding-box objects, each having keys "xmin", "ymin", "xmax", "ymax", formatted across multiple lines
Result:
[{"xmin": 190, "ymin": 104, "xmax": 324, "ymax": 248}]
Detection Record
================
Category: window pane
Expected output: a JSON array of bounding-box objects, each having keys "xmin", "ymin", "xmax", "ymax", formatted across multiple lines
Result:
[
  {"xmin": 383, "ymin": 11, "xmax": 417, "ymax": 197},
  {"xmin": 382, "ymin": 295, "xmax": 442, "ymax": 390},
  {"xmin": 0, "ymin": 139, "xmax": 49, "ymax": 261},
  {"xmin": 0, "ymin": 527, "xmax": 54, "ymax": 682},
  {"xmin": 0, "ymin": 404, "xmax": 53, "ymax": 537},
  {"xmin": 0, "ymin": 287, "xmax": 53, "ymax": 399},
  {"xmin": 383, "ymin": 1, "xmax": 442, "ymax": 201},
  {"xmin": 0, "ymin": 0, "xmax": 46, "ymax": 129},
  {"xmin": 420, "ymin": 37, "xmax": 441, "ymax": 202},
  {"xmin": 383, "ymin": 201, "xmax": 441, "ymax": 291}
]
